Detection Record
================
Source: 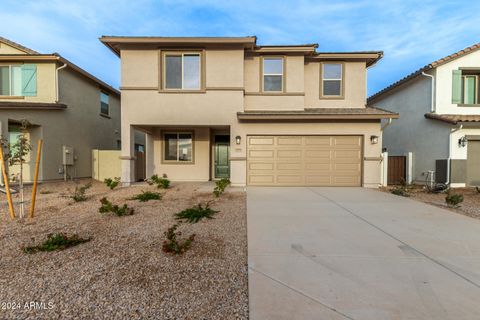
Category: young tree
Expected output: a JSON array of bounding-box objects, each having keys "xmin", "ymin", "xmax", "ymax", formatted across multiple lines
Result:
[{"xmin": 7, "ymin": 119, "xmax": 32, "ymax": 218}]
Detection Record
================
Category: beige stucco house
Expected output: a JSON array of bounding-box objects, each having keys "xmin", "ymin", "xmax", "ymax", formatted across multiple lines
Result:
[
  {"xmin": 0, "ymin": 37, "xmax": 121, "ymax": 183},
  {"xmin": 101, "ymin": 36, "xmax": 397, "ymax": 187}
]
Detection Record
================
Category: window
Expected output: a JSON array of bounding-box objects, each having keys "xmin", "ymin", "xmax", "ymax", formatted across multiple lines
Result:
[
  {"xmin": 262, "ymin": 57, "xmax": 283, "ymax": 92},
  {"xmin": 163, "ymin": 53, "xmax": 201, "ymax": 90},
  {"xmin": 100, "ymin": 92, "xmax": 109, "ymax": 115},
  {"xmin": 0, "ymin": 65, "xmax": 23, "ymax": 96},
  {"xmin": 452, "ymin": 69, "xmax": 480, "ymax": 105},
  {"xmin": 163, "ymin": 132, "xmax": 193, "ymax": 162},
  {"xmin": 321, "ymin": 63, "xmax": 343, "ymax": 97}
]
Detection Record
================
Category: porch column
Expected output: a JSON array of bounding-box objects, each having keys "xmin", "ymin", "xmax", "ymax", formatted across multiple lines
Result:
[
  {"xmin": 0, "ymin": 119, "xmax": 6, "ymax": 186},
  {"xmin": 120, "ymin": 125, "xmax": 135, "ymax": 185},
  {"xmin": 145, "ymin": 131, "xmax": 154, "ymax": 178}
]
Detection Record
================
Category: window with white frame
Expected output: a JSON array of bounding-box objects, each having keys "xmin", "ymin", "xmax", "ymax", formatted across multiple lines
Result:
[
  {"xmin": 163, "ymin": 53, "xmax": 201, "ymax": 90},
  {"xmin": 452, "ymin": 69, "xmax": 480, "ymax": 105},
  {"xmin": 262, "ymin": 57, "xmax": 283, "ymax": 92},
  {"xmin": 163, "ymin": 132, "xmax": 193, "ymax": 162},
  {"xmin": 0, "ymin": 65, "xmax": 22, "ymax": 96},
  {"xmin": 321, "ymin": 63, "xmax": 343, "ymax": 97}
]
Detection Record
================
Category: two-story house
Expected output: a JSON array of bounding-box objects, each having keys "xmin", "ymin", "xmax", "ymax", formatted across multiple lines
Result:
[
  {"xmin": 368, "ymin": 43, "xmax": 480, "ymax": 187},
  {"xmin": 101, "ymin": 36, "xmax": 397, "ymax": 187},
  {"xmin": 0, "ymin": 37, "xmax": 121, "ymax": 183}
]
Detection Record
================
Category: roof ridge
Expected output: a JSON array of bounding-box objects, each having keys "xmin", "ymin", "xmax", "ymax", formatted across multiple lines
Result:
[
  {"xmin": 368, "ymin": 41, "xmax": 480, "ymax": 103},
  {"xmin": 0, "ymin": 36, "xmax": 40, "ymax": 54}
]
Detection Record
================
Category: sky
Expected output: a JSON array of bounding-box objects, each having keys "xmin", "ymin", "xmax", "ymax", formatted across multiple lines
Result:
[{"xmin": 1, "ymin": 0, "xmax": 479, "ymax": 96}]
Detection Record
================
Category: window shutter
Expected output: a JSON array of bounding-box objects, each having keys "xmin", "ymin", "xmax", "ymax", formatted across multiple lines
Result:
[
  {"xmin": 452, "ymin": 69, "xmax": 462, "ymax": 104},
  {"xmin": 21, "ymin": 64, "xmax": 37, "ymax": 96}
]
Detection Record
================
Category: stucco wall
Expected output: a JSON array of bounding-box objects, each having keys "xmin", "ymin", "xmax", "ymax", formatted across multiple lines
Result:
[
  {"xmin": 435, "ymin": 48, "xmax": 480, "ymax": 115},
  {"xmin": 0, "ymin": 62, "xmax": 56, "ymax": 103},
  {"xmin": 0, "ymin": 67, "xmax": 121, "ymax": 182},
  {"xmin": 372, "ymin": 76, "xmax": 450, "ymax": 183},
  {"xmin": 0, "ymin": 41, "xmax": 27, "ymax": 54}
]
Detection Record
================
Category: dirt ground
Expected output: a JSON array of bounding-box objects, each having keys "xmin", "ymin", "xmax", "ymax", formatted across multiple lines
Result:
[
  {"xmin": 381, "ymin": 185, "xmax": 480, "ymax": 219},
  {"xmin": 0, "ymin": 180, "xmax": 248, "ymax": 320}
]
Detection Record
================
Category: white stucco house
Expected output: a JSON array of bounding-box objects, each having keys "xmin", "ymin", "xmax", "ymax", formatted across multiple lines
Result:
[{"xmin": 368, "ymin": 43, "xmax": 480, "ymax": 187}]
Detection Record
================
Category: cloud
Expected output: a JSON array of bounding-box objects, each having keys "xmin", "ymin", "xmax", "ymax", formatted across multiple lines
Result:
[{"xmin": 1, "ymin": 0, "xmax": 479, "ymax": 93}]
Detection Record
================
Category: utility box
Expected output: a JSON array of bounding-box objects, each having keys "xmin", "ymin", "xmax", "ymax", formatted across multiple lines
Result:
[{"xmin": 62, "ymin": 145, "xmax": 74, "ymax": 165}]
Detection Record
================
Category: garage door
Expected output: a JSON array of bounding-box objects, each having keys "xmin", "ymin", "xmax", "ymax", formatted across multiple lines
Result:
[{"xmin": 247, "ymin": 135, "xmax": 362, "ymax": 186}]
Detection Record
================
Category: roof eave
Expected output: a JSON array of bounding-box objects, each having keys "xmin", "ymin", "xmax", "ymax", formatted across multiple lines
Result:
[{"xmin": 237, "ymin": 112, "xmax": 398, "ymax": 121}]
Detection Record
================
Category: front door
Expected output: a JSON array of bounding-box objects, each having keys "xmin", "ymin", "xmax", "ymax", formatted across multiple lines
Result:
[{"xmin": 215, "ymin": 142, "xmax": 230, "ymax": 179}]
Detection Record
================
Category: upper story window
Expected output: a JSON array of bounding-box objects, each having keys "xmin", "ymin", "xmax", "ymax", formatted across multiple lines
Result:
[
  {"xmin": 453, "ymin": 69, "xmax": 480, "ymax": 105},
  {"xmin": 162, "ymin": 52, "xmax": 201, "ymax": 90},
  {"xmin": 321, "ymin": 63, "xmax": 343, "ymax": 98},
  {"xmin": 0, "ymin": 64, "xmax": 37, "ymax": 97},
  {"xmin": 100, "ymin": 92, "xmax": 109, "ymax": 116},
  {"xmin": 262, "ymin": 57, "xmax": 284, "ymax": 92}
]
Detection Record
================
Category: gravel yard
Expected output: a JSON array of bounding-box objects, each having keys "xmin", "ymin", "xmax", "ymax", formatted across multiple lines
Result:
[
  {"xmin": 381, "ymin": 185, "xmax": 480, "ymax": 219},
  {"xmin": 0, "ymin": 180, "xmax": 248, "ymax": 320}
]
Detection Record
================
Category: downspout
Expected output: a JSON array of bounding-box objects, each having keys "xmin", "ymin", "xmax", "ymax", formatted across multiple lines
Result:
[
  {"xmin": 446, "ymin": 124, "xmax": 463, "ymax": 186},
  {"xmin": 381, "ymin": 118, "xmax": 393, "ymax": 131},
  {"xmin": 421, "ymin": 71, "xmax": 435, "ymax": 112},
  {"xmin": 55, "ymin": 61, "xmax": 67, "ymax": 103}
]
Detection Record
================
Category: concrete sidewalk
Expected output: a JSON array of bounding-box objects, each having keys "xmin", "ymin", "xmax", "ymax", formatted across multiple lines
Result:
[{"xmin": 247, "ymin": 187, "xmax": 480, "ymax": 320}]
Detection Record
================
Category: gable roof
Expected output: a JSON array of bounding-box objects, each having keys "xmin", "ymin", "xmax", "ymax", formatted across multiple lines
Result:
[
  {"xmin": 424, "ymin": 113, "xmax": 480, "ymax": 125},
  {"xmin": 0, "ymin": 36, "xmax": 39, "ymax": 54},
  {"xmin": 368, "ymin": 42, "xmax": 480, "ymax": 103},
  {"xmin": 0, "ymin": 36, "xmax": 119, "ymax": 96}
]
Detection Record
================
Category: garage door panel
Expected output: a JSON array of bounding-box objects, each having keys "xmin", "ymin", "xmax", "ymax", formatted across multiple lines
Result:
[{"xmin": 247, "ymin": 135, "xmax": 362, "ymax": 186}]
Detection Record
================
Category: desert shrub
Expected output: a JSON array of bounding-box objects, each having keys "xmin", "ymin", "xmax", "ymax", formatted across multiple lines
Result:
[
  {"xmin": 175, "ymin": 202, "xmax": 218, "ymax": 223},
  {"xmin": 162, "ymin": 224, "xmax": 195, "ymax": 254},
  {"xmin": 131, "ymin": 190, "xmax": 162, "ymax": 202},
  {"xmin": 445, "ymin": 193, "xmax": 464, "ymax": 208},
  {"xmin": 71, "ymin": 182, "xmax": 92, "ymax": 202},
  {"xmin": 104, "ymin": 177, "xmax": 120, "ymax": 190},
  {"xmin": 22, "ymin": 233, "xmax": 91, "ymax": 254},
  {"xmin": 476, "ymin": 186, "xmax": 480, "ymax": 194},
  {"xmin": 99, "ymin": 197, "xmax": 134, "ymax": 216},
  {"xmin": 148, "ymin": 174, "xmax": 170, "ymax": 189},
  {"xmin": 390, "ymin": 185, "xmax": 410, "ymax": 197},
  {"xmin": 213, "ymin": 178, "xmax": 231, "ymax": 197},
  {"xmin": 39, "ymin": 190, "xmax": 53, "ymax": 194}
]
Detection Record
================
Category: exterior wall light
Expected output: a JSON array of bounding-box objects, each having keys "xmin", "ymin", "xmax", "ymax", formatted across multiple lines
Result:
[
  {"xmin": 370, "ymin": 135, "xmax": 379, "ymax": 144},
  {"xmin": 235, "ymin": 136, "xmax": 241, "ymax": 145},
  {"xmin": 458, "ymin": 136, "xmax": 468, "ymax": 147}
]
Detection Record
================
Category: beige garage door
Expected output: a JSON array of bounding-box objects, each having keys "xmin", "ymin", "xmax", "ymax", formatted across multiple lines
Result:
[{"xmin": 247, "ymin": 135, "xmax": 362, "ymax": 186}]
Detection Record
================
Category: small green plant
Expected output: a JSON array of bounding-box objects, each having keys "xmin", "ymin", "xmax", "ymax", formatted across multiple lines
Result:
[
  {"xmin": 104, "ymin": 177, "xmax": 120, "ymax": 190},
  {"xmin": 213, "ymin": 178, "xmax": 231, "ymax": 197},
  {"xmin": 162, "ymin": 224, "xmax": 195, "ymax": 254},
  {"xmin": 148, "ymin": 174, "xmax": 170, "ymax": 189},
  {"xmin": 22, "ymin": 233, "xmax": 91, "ymax": 254},
  {"xmin": 390, "ymin": 185, "xmax": 410, "ymax": 197},
  {"xmin": 175, "ymin": 202, "xmax": 219, "ymax": 223},
  {"xmin": 99, "ymin": 197, "xmax": 134, "ymax": 216},
  {"xmin": 445, "ymin": 193, "xmax": 464, "ymax": 208},
  {"xmin": 71, "ymin": 182, "xmax": 92, "ymax": 202},
  {"xmin": 131, "ymin": 190, "xmax": 162, "ymax": 202}
]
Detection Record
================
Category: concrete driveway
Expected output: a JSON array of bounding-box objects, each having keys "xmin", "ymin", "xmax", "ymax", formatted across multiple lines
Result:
[{"xmin": 247, "ymin": 187, "xmax": 480, "ymax": 320}]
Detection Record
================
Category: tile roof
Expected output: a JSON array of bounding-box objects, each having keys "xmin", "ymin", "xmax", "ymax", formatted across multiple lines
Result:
[
  {"xmin": 0, "ymin": 101, "xmax": 67, "ymax": 109},
  {"xmin": 238, "ymin": 107, "xmax": 398, "ymax": 120},
  {"xmin": 424, "ymin": 113, "xmax": 480, "ymax": 125},
  {"xmin": 368, "ymin": 42, "xmax": 480, "ymax": 103}
]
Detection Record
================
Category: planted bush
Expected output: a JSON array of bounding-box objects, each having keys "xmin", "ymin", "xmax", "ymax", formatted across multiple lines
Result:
[
  {"xmin": 104, "ymin": 177, "xmax": 120, "ymax": 190},
  {"xmin": 22, "ymin": 233, "xmax": 91, "ymax": 254},
  {"xmin": 148, "ymin": 174, "xmax": 170, "ymax": 189},
  {"xmin": 99, "ymin": 197, "xmax": 134, "ymax": 216},
  {"xmin": 175, "ymin": 202, "xmax": 218, "ymax": 223},
  {"xmin": 445, "ymin": 193, "xmax": 464, "ymax": 208},
  {"xmin": 390, "ymin": 185, "xmax": 410, "ymax": 197},
  {"xmin": 131, "ymin": 190, "xmax": 162, "ymax": 202},
  {"xmin": 162, "ymin": 224, "xmax": 195, "ymax": 254},
  {"xmin": 71, "ymin": 182, "xmax": 92, "ymax": 202},
  {"xmin": 213, "ymin": 178, "xmax": 231, "ymax": 197}
]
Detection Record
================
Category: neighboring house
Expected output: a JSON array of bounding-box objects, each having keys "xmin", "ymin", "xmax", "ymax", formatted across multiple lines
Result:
[
  {"xmin": 100, "ymin": 36, "xmax": 397, "ymax": 187},
  {"xmin": 368, "ymin": 43, "xmax": 480, "ymax": 187},
  {"xmin": 0, "ymin": 37, "xmax": 121, "ymax": 183}
]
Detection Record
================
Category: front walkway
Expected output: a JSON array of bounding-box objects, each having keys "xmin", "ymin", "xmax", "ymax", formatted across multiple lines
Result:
[{"xmin": 247, "ymin": 187, "xmax": 480, "ymax": 320}]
